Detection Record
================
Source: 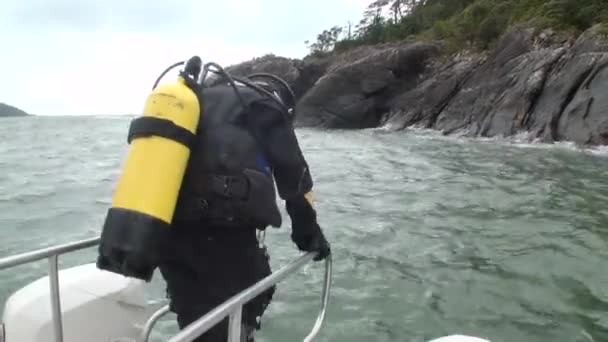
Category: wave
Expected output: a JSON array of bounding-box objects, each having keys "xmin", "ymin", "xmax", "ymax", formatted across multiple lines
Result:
[{"xmin": 374, "ymin": 126, "xmax": 608, "ymax": 158}]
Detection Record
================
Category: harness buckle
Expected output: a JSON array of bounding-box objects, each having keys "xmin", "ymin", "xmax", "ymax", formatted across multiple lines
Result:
[
  {"xmin": 257, "ymin": 230, "xmax": 267, "ymax": 249},
  {"xmin": 223, "ymin": 176, "xmax": 236, "ymax": 197},
  {"xmin": 198, "ymin": 198, "xmax": 209, "ymax": 210},
  {"xmin": 213, "ymin": 175, "xmax": 249, "ymax": 199}
]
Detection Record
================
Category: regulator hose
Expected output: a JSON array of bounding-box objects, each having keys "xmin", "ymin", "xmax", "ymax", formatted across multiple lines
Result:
[{"xmin": 151, "ymin": 57, "xmax": 295, "ymax": 121}]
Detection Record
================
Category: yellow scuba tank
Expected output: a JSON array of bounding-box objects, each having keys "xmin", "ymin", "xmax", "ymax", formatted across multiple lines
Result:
[{"xmin": 96, "ymin": 57, "xmax": 203, "ymax": 281}]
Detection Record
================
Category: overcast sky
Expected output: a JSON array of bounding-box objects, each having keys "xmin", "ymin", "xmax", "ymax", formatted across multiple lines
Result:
[{"xmin": 0, "ymin": 0, "xmax": 369, "ymax": 115}]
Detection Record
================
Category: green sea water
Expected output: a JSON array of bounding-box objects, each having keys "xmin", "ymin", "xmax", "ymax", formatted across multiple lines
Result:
[{"xmin": 1, "ymin": 116, "xmax": 607, "ymax": 342}]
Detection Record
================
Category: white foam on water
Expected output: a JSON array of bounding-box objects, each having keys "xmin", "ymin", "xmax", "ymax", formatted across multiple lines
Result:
[
  {"xmin": 584, "ymin": 145, "xmax": 608, "ymax": 157},
  {"xmin": 389, "ymin": 127, "xmax": 608, "ymax": 157}
]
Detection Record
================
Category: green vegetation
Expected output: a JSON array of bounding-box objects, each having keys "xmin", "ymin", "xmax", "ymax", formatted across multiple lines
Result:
[{"xmin": 306, "ymin": 0, "xmax": 608, "ymax": 56}]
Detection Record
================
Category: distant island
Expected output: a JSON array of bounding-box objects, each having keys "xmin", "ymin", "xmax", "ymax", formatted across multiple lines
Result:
[{"xmin": 0, "ymin": 103, "xmax": 29, "ymax": 117}]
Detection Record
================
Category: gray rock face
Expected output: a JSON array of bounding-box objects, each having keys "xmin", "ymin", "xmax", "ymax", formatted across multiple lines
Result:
[
  {"xmin": 382, "ymin": 25, "xmax": 608, "ymax": 146},
  {"xmin": 537, "ymin": 29, "xmax": 608, "ymax": 145},
  {"xmin": 383, "ymin": 53, "xmax": 485, "ymax": 131},
  {"xmin": 217, "ymin": 54, "xmax": 328, "ymax": 100},
  {"xmin": 219, "ymin": 25, "xmax": 608, "ymax": 146},
  {"xmin": 295, "ymin": 43, "xmax": 442, "ymax": 128},
  {"xmin": 432, "ymin": 29, "xmax": 567, "ymax": 138}
]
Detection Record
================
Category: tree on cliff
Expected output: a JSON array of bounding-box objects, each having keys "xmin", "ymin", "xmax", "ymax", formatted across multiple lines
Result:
[
  {"xmin": 304, "ymin": 26, "xmax": 343, "ymax": 56},
  {"xmin": 306, "ymin": 0, "xmax": 608, "ymax": 56}
]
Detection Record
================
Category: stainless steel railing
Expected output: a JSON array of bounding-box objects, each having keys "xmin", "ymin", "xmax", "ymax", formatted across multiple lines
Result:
[
  {"xmin": 0, "ymin": 237, "xmax": 332, "ymax": 342},
  {"xmin": 0, "ymin": 237, "xmax": 100, "ymax": 342},
  {"xmin": 140, "ymin": 253, "xmax": 333, "ymax": 342}
]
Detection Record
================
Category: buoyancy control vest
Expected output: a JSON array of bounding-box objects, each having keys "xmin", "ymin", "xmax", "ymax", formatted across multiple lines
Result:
[{"xmin": 173, "ymin": 84, "xmax": 283, "ymax": 229}]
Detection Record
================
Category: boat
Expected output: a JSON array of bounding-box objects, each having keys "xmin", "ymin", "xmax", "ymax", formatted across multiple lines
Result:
[{"xmin": 0, "ymin": 237, "xmax": 491, "ymax": 342}]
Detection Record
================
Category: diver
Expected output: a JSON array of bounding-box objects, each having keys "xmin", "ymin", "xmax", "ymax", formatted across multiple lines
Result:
[{"xmin": 156, "ymin": 68, "xmax": 331, "ymax": 341}]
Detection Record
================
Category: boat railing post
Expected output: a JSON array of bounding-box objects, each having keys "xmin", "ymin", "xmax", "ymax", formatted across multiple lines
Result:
[
  {"xmin": 0, "ymin": 240, "xmax": 331, "ymax": 342},
  {"xmin": 303, "ymin": 254, "xmax": 333, "ymax": 342},
  {"xmin": 0, "ymin": 238, "xmax": 100, "ymax": 342},
  {"xmin": 138, "ymin": 305, "xmax": 171, "ymax": 342},
  {"xmin": 227, "ymin": 306, "xmax": 243, "ymax": 342},
  {"xmin": 48, "ymin": 255, "xmax": 64, "ymax": 342}
]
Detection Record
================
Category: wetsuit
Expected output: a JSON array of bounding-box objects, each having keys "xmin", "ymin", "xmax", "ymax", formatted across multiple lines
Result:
[{"xmin": 158, "ymin": 84, "xmax": 330, "ymax": 342}]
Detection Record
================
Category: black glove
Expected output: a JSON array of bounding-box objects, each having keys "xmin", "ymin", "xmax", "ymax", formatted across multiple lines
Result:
[{"xmin": 286, "ymin": 195, "xmax": 331, "ymax": 261}]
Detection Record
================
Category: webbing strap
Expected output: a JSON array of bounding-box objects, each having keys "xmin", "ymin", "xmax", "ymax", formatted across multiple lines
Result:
[{"xmin": 127, "ymin": 116, "xmax": 196, "ymax": 148}]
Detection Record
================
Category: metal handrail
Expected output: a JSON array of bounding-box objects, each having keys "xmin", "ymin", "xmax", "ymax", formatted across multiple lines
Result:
[
  {"xmin": 0, "ymin": 237, "xmax": 333, "ymax": 342},
  {"xmin": 0, "ymin": 237, "xmax": 101, "ymax": 342},
  {"xmin": 165, "ymin": 252, "xmax": 332, "ymax": 342},
  {"xmin": 0, "ymin": 237, "xmax": 100, "ymax": 270},
  {"xmin": 139, "ymin": 253, "xmax": 332, "ymax": 342},
  {"xmin": 304, "ymin": 254, "xmax": 332, "ymax": 342},
  {"xmin": 139, "ymin": 305, "xmax": 171, "ymax": 342}
]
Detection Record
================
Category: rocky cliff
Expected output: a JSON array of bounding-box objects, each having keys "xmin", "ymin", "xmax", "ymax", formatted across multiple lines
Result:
[
  {"xmin": 0, "ymin": 103, "xmax": 29, "ymax": 117},
  {"xmin": 225, "ymin": 25, "xmax": 608, "ymax": 146}
]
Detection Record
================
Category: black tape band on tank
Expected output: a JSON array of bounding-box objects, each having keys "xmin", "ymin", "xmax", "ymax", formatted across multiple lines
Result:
[{"xmin": 127, "ymin": 116, "xmax": 197, "ymax": 148}]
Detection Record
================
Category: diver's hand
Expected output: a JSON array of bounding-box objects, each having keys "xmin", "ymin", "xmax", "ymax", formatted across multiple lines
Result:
[
  {"xmin": 291, "ymin": 223, "xmax": 331, "ymax": 261},
  {"xmin": 286, "ymin": 195, "xmax": 331, "ymax": 261}
]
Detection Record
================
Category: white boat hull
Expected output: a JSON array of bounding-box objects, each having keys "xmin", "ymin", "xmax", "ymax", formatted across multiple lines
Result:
[{"xmin": 2, "ymin": 263, "xmax": 158, "ymax": 342}]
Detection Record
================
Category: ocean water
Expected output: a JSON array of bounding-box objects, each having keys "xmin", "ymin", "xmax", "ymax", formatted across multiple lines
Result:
[{"xmin": 1, "ymin": 116, "xmax": 608, "ymax": 342}]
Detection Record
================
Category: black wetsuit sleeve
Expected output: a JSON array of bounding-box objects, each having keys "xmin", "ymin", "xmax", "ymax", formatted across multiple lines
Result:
[{"xmin": 246, "ymin": 100, "xmax": 313, "ymax": 200}]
